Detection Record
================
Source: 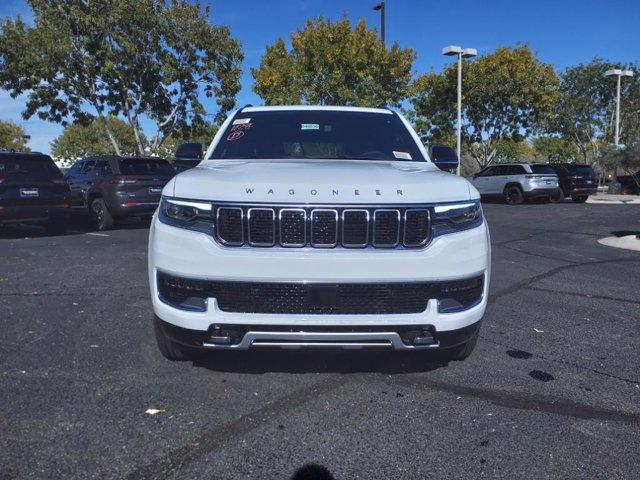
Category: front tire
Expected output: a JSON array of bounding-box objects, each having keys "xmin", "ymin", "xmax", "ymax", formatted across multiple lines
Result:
[
  {"xmin": 90, "ymin": 198, "xmax": 114, "ymax": 231},
  {"xmin": 153, "ymin": 316, "xmax": 201, "ymax": 361},
  {"xmin": 571, "ymin": 195, "xmax": 588, "ymax": 203},
  {"xmin": 504, "ymin": 185, "xmax": 524, "ymax": 205}
]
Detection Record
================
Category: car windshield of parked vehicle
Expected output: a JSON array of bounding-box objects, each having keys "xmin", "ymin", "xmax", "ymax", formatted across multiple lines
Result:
[
  {"xmin": 118, "ymin": 158, "xmax": 173, "ymax": 176},
  {"xmin": 0, "ymin": 155, "xmax": 61, "ymax": 182},
  {"xmin": 209, "ymin": 110, "xmax": 426, "ymax": 162},
  {"xmin": 529, "ymin": 164, "xmax": 556, "ymax": 175}
]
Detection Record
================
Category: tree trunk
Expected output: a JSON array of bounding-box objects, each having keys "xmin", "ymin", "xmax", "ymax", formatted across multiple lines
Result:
[{"xmin": 97, "ymin": 113, "xmax": 122, "ymax": 156}]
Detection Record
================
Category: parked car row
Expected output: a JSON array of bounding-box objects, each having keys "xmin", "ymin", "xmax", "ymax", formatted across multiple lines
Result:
[
  {"xmin": 468, "ymin": 162, "xmax": 598, "ymax": 205},
  {"xmin": 1, "ymin": 148, "xmax": 601, "ymax": 235},
  {"xmin": 0, "ymin": 151, "xmax": 177, "ymax": 232}
]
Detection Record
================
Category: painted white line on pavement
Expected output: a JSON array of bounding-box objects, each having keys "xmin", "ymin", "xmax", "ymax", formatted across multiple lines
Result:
[{"xmin": 86, "ymin": 232, "xmax": 110, "ymax": 237}]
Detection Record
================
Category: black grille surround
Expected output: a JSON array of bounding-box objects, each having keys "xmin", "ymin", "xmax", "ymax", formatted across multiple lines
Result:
[
  {"xmin": 157, "ymin": 271, "xmax": 484, "ymax": 315},
  {"xmin": 211, "ymin": 204, "xmax": 432, "ymax": 249}
]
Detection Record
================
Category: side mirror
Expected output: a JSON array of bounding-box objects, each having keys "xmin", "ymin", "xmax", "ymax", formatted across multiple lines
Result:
[
  {"xmin": 430, "ymin": 144, "xmax": 459, "ymax": 173},
  {"xmin": 175, "ymin": 142, "xmax": 203, "ymax": 160}
]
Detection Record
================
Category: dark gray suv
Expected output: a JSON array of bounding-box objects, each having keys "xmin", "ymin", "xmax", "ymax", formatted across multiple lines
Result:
[{"xmin": 65, "ymin": 155, "xmax": 173, "ymax": 230}]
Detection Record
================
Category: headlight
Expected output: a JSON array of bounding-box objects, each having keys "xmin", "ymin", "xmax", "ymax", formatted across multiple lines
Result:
[
  {"xmin": 158, "ymin": 197, "xmax": 214, "ymax": 233},
  {"xmin": 431, "ymin": 201, "xmax": 483, "ymax": 237}
]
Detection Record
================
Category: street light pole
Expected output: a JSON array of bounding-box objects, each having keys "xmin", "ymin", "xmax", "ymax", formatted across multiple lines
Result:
[
  {"xmin": 373, "ymin": 2, "xmax": 385, "ymax": 44},
  {"xmin": 442, "ymin": 45, "xmax": 477, "ymax": 175},
  {"xmin": 604, "ymin": 69, "xmax": 634, "ymax": 190},
  {"xmin": 604, "ymin": 69, "xmax": 634, "ymax": 147}
]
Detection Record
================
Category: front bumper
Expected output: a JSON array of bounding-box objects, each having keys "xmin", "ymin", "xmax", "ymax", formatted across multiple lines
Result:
[
  {"xmin": 156, "ymin": 316, "xmax": 481, "ymax": 351},
  {"xmin": 148, "ymin": 213, "xmax": 491, "ymax": 349}
]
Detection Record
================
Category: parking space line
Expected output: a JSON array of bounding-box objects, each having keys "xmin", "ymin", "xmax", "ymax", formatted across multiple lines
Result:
[{"xmin": 86, "ymin": 232, "xmax": 110, "ymax": 237}]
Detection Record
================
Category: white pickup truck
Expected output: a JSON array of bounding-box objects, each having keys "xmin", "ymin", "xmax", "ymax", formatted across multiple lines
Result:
[{"xmin": 148, "ymin": 106, "xmax": 490, "ymax": 362}]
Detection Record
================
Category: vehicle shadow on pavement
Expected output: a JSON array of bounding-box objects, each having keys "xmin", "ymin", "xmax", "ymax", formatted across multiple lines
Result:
[
  {"xmin": 0, "ymin": 215, "xmax": 151, "ymax": 239},
  {"xmin": 194, "ymin": 350, "xmax": 447, "ymax": 374}
]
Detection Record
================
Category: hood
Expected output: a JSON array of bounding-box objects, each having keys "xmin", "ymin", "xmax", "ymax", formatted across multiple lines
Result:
[{"xmin": 169, "ymin": 159, "xmax": 476, "ymax": 204}]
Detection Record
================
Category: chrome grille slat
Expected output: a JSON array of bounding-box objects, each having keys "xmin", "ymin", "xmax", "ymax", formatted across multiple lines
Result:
[
  {"xmin": 216, "ymin": 207, "xmax": 244, "ymax": 246},
  {"xmin": 279, "ymin": 208, "xmax": 307, "ymax": 247},
  {"xmin": 403, "ymin": 209, "xmax": 431, "ymax": 247},
  {"xmin": 311, "ymin": 209, "xmax": 338, "ymax": 248},
  {"xmin": 213, "ymin": 205, "xmax": 430, "ymax": 249},
  {"xmin": 247, "ymin": 208, "xmax": 275, "ymax": 246},
  {"xmin": 373, "ymin": 209, "xmax": 400, "ymax": 247},
  {"xmin": 342, "ymin": 209, "xmax": 369, "ymax": 247}
]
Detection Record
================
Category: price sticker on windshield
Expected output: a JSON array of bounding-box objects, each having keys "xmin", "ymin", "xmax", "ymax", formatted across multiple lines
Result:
[{"xmin": 301, "ymin": 123, "xmax": 320, "ymax": 130}]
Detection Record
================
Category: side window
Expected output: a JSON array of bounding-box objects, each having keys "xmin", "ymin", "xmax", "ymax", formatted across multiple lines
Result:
[
  {"xmin": 95, "ymin": 160, "xmax": 112, "ymax": 176},
  {"xmin": 81, "ymin": 160, "xmax": 96, "ymax": 175},
  {"xmin": 506, "ymin": 165, "xmax": 526, "ymax": 175},
  {"xmin": 66, "ymin": 162, "xmax": 82, "ymax": 178},
  {"xmin": 493, "ymin": 166, "xmax": 507, "ymax": 176}
]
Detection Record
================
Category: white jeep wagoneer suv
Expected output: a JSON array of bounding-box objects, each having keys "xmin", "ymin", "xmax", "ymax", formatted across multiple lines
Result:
[{"xmin": 148, "ymin": 106, "xmax": 491, "ymax": 361}]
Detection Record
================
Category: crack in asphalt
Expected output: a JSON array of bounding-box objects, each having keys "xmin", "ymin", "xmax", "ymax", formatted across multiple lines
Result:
[
  {"xmin": 496, "ymin": 243, "xmax": 581, "ymax": 265},
  {"xmin": 527, "ymin": 285, "xmax": 640, "ymax": 306},
  {"xmin": 389, "ymin": 374, "xmax": 640, "ymax": 423},
  {"xmin": 487, "ymin": 258, "xmax": 640, "ymax": 307},
  {"xmin": 125, "ymin": 375, "xmax": 349, "ymax": 480},
  {"xmin": 492, "ymin": 228, "xmax": 601, "ymax": 248}
]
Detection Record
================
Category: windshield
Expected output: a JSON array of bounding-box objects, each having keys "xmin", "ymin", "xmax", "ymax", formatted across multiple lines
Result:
[
  {"xmin": 529, "ymin": 164, "xmax": 556, "ymax": 175},
  {"xmin": 118, "ymin": 158, "xmax": 173, "ymax": 176},
  {"xmin": 0, "ymin": 155, "xmax": 62, "ymax": 182},
  {"xmin": 209, "ymin": 110, "xmax": 426, "ymax": 162}
]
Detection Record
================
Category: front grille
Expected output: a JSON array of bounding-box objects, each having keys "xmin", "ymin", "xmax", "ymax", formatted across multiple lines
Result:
[
  {"xmin": 215, "ymin": 204, "xmax": 432, "ymax": 249},
  {"xmin": 157, "ymin": 272, "xmax": 484, "ymax": 315}
]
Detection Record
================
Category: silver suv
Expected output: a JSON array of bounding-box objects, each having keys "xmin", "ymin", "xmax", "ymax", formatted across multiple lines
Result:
[{"xmin": 469, "ymin": 163, "xmax": 559, "ymax": 205}]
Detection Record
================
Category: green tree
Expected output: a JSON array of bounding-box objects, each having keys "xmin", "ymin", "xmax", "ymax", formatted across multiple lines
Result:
[
  {"xmin": 252, "ymin": 16, "xmax": 415, "ymax": 107},
  {"xmin": 0, "ymin": 120, "xmax": 29, "ymax": 151},
  {"xmin": 50, "ymin": 117, "xmax": 140, "ymax": 163},
  {"xmin": 532, "ymin": 136, "xmax": 581, "ymax": 163},
  {"xmin": 0, "ymin": 0, "xmax": 243, "ymax": 156},
  {"xmin": 549, "ymin": 59, "xmax": 624, "ymax": 163},
  {"xmin": 410, "ymin": 45, "xmax": 559, "ymax": 168}
]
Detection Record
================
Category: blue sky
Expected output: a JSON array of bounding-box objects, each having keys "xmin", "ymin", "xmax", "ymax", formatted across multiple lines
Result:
[{"xmin": 1, "ymin": 0, "xmax": 639, "ymax": 155}]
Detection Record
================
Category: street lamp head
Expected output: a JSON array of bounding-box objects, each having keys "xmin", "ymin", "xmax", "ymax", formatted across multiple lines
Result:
[
  {"xmin": 442, "ymin": 45, "xmax": 463, "ymax": 56},
  {"xmin": 604, "ymin": 69, "xmax": 623, "ymax": 77},
  {"xmin": 622, "ymin": 70, "xmax": 634, "ymax": 77},
  {"xmin": 462, "ymin": 48, "xmax": 477, "ymax": 58},
  {"xmin": 373, "ymin": 2, "xmax": 384, "ymax": 11}
]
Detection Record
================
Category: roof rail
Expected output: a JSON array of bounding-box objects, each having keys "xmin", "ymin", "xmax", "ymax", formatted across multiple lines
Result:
[{"xmin": 240, "ymin": 104, "xmax": 253, "ymax": 112}]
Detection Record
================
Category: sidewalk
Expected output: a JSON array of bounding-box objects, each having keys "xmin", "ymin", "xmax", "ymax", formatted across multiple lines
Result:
[{"xmin": 587, "ymin": 193, "xmax": 640, "ymax": 205}]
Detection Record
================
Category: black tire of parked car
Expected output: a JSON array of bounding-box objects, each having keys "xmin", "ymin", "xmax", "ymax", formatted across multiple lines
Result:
[
  {"xmin": 90, "ymin": 197, "xmax": 114, "ymax": 231},
  {"xmin": 549, "ymin": 188, "xmax": 564, "ymax": 203},
  {"xmin": 504, "ymin": 185, "xmax": 524, "ymax": 205},
  {"xmin": 153, "ymin": 315, "xmax": 203, "ymax": 361},
  {"xmin": 571, "ymin": 195, "xmax": 588, "ymax": 203}
]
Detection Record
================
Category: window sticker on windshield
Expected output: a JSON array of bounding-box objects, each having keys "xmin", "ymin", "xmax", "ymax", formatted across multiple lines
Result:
[
  {"xmin": 393, "ymin": 151, "xmax": 412, "ymax": 160},
  {"xmin": 227, "ymin": 122, "xmax": 252, "ymax": 141},
  {"xmin": 232, "ymin": 118, "xmax": 251, "ymax": 125},
  {"xmin": 301, "ymin": 123, "xmax": 320, "ymax": 130}
]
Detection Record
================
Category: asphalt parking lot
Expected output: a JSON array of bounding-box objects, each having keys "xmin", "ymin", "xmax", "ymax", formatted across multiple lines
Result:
[{"xmin": 1, "ymin": 202, "xmax": 639, "ymax": 479}]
